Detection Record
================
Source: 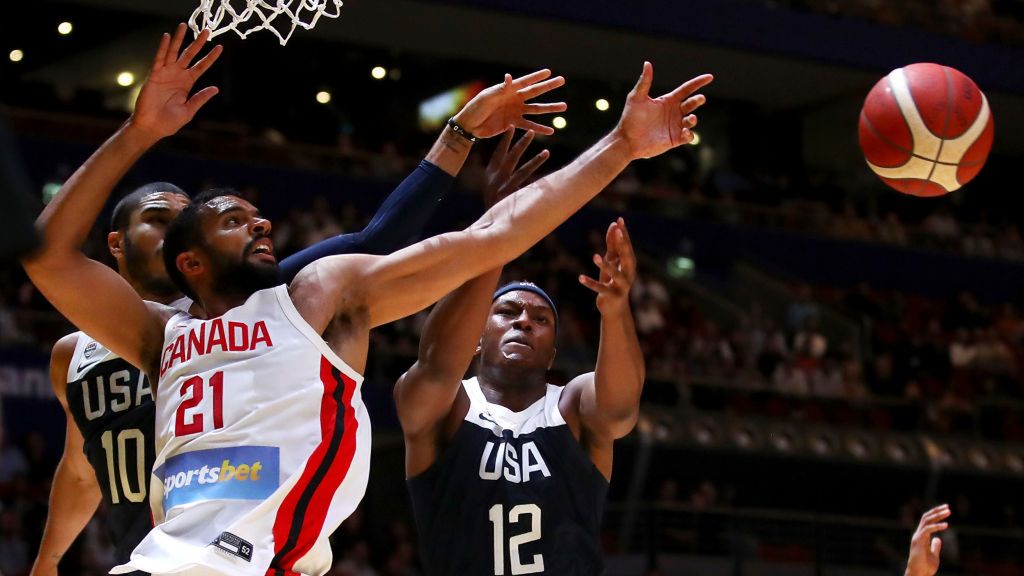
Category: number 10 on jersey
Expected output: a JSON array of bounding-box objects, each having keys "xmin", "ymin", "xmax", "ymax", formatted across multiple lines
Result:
[
  {"xmin": 175, "ymin": 371, "xmax": 225, "ymax": 436},
  {"xmin": 489, "ymin": 504, "xmax": 543, "ymax": 575}
]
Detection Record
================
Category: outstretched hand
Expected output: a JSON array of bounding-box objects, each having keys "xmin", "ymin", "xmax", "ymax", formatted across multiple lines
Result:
[
  {"xmin": 483, "ymin": 129, "xmax": 550, "ymax": 207},
  {"xmin": 579, "ymin": 218, "xmax": 637, "ymax": 317},
  {"xmin": 906, "ymin": 504, "xmax": 950, "ymax": 576},
  {"xmin": 615, "ymin": 62, "xmax": 713, "ymax": 160},
  {"xmin": 130, "ymin": 23, "xmax": 223, "ymax": 140},
  {"xmin": 455, "ymin": 70, "xmax": 567, "ymax": 139}
]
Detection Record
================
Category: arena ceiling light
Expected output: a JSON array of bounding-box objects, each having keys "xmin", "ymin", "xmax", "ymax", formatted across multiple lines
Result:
[
  {"xmin": 58, "ymin": 21, "xmax": 74, "ymax": 35},
  {"xmin": 552, "ymin": 116, "xmax": 567, "ymax": 130},
  {"xmin": 117, "ymin": 71, "xmax": 135, "ymax": 87},
  {"xmin": 8, "ymin": 49, "xmax": 23, "ymax": 63},
  {"xmin": 316, "ymin": 90, "xmax": 332, "ymax": 104},
  {"xmin": 371, "ymin": 66, "xmax": 387, "ymax": 80},
  {"xmin": 690, "ymin": 131, "xmax": 701, "ymax": 145},
  {"xmin": 595, "ymin": 98, "xmax": 610, "ymax": 112}
]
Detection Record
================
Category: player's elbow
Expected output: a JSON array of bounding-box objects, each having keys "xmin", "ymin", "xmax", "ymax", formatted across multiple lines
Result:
[{"xmin": 605, "ymin": 408, "xmax": 641, "ymax": 440}]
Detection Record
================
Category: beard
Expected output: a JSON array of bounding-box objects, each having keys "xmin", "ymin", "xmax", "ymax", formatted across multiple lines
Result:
[
  {"xmin": 208, "ymin": 238, "xmax": 282, "ymax": 299},
  {"xmin": 123, "ymin": 235, "xmax": 181, "ymax": 300}
]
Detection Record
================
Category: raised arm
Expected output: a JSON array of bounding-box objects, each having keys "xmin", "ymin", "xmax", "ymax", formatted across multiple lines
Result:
[
  {"xmin": 906, "ymin": 504, "xmax": 950, "ymax": 576},
  {"xmin": 560, "ymin": 218, "xmax": 645, "ymax": 478},
  {"xmin": 278, "ymin": 70, "xmax": 566, "ymax": 279},
  {"xmin": 31, "ymin": 334, "xmax": 102, "ymax": 576},
  {"xmin": 395, "ymin": 130, "xmax": 549, "ymax": 476},
  {"xmin": 21, "ymin": 25, "xmax": 221, "ymax": 371},
  {"xmin": 351, "ymin": 64, "xmax": 711, "ymax": 329}
]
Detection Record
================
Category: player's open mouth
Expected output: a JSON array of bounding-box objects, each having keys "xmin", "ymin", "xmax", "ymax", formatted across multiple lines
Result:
[{"xmin": 249, "ymin": 239, "xmax": 276, "ymax": 262}]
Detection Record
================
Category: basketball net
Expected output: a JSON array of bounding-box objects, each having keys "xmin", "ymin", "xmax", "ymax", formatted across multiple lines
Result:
[{"xmin": 189, "ymin": 0, "xmax": 344, "ymax": 46}]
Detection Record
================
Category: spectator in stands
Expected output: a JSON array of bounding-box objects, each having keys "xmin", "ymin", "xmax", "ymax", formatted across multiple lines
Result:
[
  {"xmin": 0, "ymin": 425, "xmax": 28, "ymax": 488},
  {"xmin": 786, "ymin": 285, "xmax": 821, "ymax": 332},
  {"xmin": 0, "ymin": 508, "xmax": 30, "ymax": 576},
  {"xmin": 921, "ymin": 207, "xmax": 961, "ymax": 247}
]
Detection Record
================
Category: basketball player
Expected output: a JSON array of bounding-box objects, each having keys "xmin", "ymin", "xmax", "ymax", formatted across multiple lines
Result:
[
  {"xmin": 395, "ymin": 130, "xmax": 642, "ymax": 573},
  {"xmin": 906, "ymin": 505, "xmax": 950, "ymax": 576},
  {"xmin": 30, "ymin": 28, "xmax": 568, "ymax": 576},
  {"xmin": 22, "ymin": 23, "xmax": 711, "ymax": 576}
]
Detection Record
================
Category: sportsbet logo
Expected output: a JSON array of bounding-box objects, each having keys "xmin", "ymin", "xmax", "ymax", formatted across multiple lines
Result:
[{"xmin": 156, "ymin": 446, "xmax": 280, "ymax": 511}]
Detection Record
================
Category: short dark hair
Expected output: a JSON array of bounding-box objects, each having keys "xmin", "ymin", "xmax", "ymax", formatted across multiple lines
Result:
[
  {"xmin": 110, "ymin": 182, "xmax": 188, "ymax": 231},
  {"xmin": 162, "ymin": 188, "xmax": 239, "ymax": 300}
]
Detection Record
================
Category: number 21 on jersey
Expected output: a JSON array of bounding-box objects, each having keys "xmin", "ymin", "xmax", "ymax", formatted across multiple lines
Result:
[
  {"xmin": 489, "ymin": 503, "xmax": 543, "ymax": 575},
  {"xmin": 175, "ymin": 371, "xmax": 225, "ymax": 436}
]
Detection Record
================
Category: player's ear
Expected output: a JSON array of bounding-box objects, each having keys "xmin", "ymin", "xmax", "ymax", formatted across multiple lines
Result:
[
  {"xmin": 547, "ymin": 347, "xmax": 557, "ymax": 370},
  {"xmin": 177, "ymin": 250, "xmax": 204, "ymax": 280},
  {"xmin": 475, "ymin": 339, "xmax": 483, "ymax": 357},
  {"xmin": 108, "ymin": 231, "xmax": 125, "ymax": 259}
]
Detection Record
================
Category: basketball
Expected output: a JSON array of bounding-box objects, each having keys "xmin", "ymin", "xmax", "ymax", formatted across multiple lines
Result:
[{"xmin": 858, "ymin": 63, "xmax": 994, "ymax": 196}]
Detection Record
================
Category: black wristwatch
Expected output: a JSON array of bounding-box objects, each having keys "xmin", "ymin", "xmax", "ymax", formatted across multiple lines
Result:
[{"xmin": 447, "ymin": 117, "xmax": 479, "ymax": 143}]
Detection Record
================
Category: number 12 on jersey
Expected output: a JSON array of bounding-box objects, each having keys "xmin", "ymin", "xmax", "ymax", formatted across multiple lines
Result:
[
  {"xmin": 175, "ymin": 371, "xmax": 225, "ymax": 436},
  {"xmin": 489, "ymin": 504, "xmax": 544, "ymax": 575}
]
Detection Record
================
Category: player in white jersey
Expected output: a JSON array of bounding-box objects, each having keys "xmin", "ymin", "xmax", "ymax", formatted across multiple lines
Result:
[
  {"xmin": 32, "ymin": 25, "xmax": 571, "ymax": 576},
  {"xmin": 23, "ymin": 23, "xmax": 712, "ymax": 576}
]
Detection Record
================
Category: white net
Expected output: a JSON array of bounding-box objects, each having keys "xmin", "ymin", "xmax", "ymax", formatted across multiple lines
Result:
[{"xmin": 189, "ymin": 0, "xmax": 344, "ymax": 46}]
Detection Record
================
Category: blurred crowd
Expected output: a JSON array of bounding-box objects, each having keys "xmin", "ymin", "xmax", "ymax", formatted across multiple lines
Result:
[{"xmin": 758, "ymin": 0, "xmax": 1024, "ymax": 46}]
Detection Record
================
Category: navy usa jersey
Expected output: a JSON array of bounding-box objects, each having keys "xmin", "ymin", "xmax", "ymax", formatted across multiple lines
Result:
[
  {"xmin": 409, "ymin": 377, "xmax": 608, "ymax": 576},
  {"xmin": 65, "ymin": 332, "xmax": 156, "ymax": 565}
]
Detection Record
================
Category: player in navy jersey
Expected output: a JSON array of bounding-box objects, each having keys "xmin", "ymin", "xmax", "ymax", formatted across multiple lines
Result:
[
  {"xmin": 395, "ymin": 129, "xmax": 646, "ymax": 575},
  {"xmin": 24, "ymin": 24, "xmax": 710, "ymax": 575},
  {"xmin": 29, "ymin": 29, "xmax": 569, "ymax": 575}
]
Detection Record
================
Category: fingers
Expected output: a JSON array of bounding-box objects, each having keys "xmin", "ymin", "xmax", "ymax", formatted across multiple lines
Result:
[
  {"xmin": 683, "ymin": 114, "xmax": 698, "ymax": 130},
  {"xmin": 517, "ymin": 76, "xmax": 566, "ymax": 100},
  {"xmin": 166, "ymin": 23, "xmax": 188, "ymax": 67},
  {"xmin": 665, "ymin": 73, "xmax": 714, "ymax": 102},
  {"xmin": 578, "ymin": 273, "xmax": 604, "ymax": 294},
  {"xmin": 680, "ymin": 93, "xmax": 707, "ymax": 116},
  {"xmin": 178, "ymin": 28, "xmax": 211, "ymax": 67},
  {"xmin": 615, "ymin": 220, "xmax": 637, "ymax": 278},
  {"xmin": 507, "ymin": 150, "xmax": 549, "ymax": 191},
  {"xmin": 503, "ymin": 129, "xmax": 536, "ymax": 174},
  {"xmin": 511, "ymin": 69, "xmax": 552, "ymax": 88},
  {"xmin": 186, "ymin": 86, "xmax": 220, "ymax": 119},
  {"xmin": 487, "ymin": 128, "xmax": 516, "ymax": 173},
  {"xmin": 931, "ymin": 536, "xmax": 942, "ymax": 557},
  {"xmin": 920, "ymin": 505, "xmax": 951, "ymax": 527},
  {"xmin": 919, "ymin": 522, "xmax": 949, "ymax": 537},
  {"xmin": 153, "ymin": 33, "xmax": 171, "ymax": 70},
  {"xmin": 524, "ymin": 102, "xmax": 568, "ymax": 115},
  {"xmin": 189, "ymin": 43, "xmax": 223, "ymax": 79},
  {"xmin": 630, "ymin": 61, "xmax": 654, "ymax": 99},
  {"xmin": 514, "ymin": 117, "xmax": 556, "ymax": 136}
]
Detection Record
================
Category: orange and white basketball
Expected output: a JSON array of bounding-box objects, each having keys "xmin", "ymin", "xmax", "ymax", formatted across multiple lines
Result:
[{"xmin": 858, "ymin": 63, "xmax": 994, "ymax": 197}]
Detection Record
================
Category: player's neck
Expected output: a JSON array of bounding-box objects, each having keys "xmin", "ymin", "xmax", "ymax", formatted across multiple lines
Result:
[
  {"xmin": 477, "ymin": 367, "xmax": 547, "ymax": 413},
  {"xmin": 128, "ymin": 279, "xmax": 185, "ymax": 306},
  {"xmin": 197, "ymin": 292, "xmax": 249, "ymax": 319}
]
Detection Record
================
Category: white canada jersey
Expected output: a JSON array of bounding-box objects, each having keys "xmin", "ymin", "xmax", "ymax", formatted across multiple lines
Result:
[{"xmin": 112, "ymin": 285, "xmax": 370, "ymax": 576}]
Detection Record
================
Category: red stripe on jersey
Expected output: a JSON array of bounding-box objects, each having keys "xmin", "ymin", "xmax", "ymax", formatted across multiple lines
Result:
[{"xmin": 270, "ymin": 356, "xmax": 359, "ymax": 572}]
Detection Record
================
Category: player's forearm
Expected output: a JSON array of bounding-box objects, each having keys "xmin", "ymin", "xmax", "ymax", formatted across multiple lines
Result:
[
  {"xmin": 426, "ymin": 125, "xmax": 475, "ymax": 177},
  {"xmin": 469, "ymin": 130, "xmax": 631, "ymax": 268},
  {"xmin": 33, "ymin": 459, "xmax": 102, "ymax": 571},
  {"xmin": 418, "ymin": 267, "xmax": 503, "ymax": 374},
  {"xmin": 592, "ymin": 308, "xmax": 645, "ymax": 432},
  {"xmin": 31, "ymin": 120, "xmax": 159, "ymax": 259}
]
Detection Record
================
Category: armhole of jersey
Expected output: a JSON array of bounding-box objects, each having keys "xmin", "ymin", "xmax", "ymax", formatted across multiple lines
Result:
[
  {"xmin": 546, "ymin": 384, "xmax": 567, "ymax": 427},
  {"xmin": 273, "ymin": 284, "xmax": 365, "ymax": 385},
  {"xmin": 66, "ymin": 332, "xmax": 88, "ymax": 383},
  {"xmin": 461, "ymin": 377, "xmax": 488, "ymax": 413}
]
